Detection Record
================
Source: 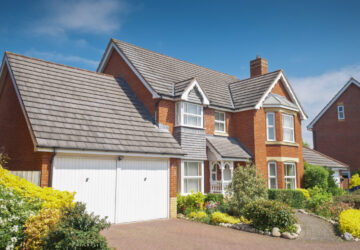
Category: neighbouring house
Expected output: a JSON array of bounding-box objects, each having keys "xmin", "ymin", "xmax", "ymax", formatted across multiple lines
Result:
[
  {"xmin": 303, "ymin": 146, "xmax": 350, "ymax": 187},
  {"xmin": 0, "ymin": 39, "xmax": 312, "ymax": 224},
  {"xmin": 307, "ymin": 78, "xmax": 360, "ymax": 174}
]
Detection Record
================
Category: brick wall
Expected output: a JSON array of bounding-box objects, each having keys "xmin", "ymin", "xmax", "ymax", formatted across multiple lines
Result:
[
  {"xmin": 0, "ymin": 70, "xmax": 53, "ymax": 185},
  {"xmin": 313, "ymin": 83, "xmax": 360, "ymax": 173}
]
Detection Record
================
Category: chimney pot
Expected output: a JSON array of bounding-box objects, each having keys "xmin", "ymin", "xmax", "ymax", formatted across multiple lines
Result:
[{"xmin": 250, "ymin": 56, "xmax": 268, "ymax": 77}]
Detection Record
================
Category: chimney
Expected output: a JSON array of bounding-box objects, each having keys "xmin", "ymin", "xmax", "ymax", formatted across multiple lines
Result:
[{"xmin": 250, "ymin": 55, "xmax": 268, "ymax": 77}]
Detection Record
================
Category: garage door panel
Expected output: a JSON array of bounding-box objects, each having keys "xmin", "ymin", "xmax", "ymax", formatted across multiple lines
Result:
[
  {"xmin": 52, "ymin": 157, "xmax": 116, "ymax": 223},
  {"xmin": 116, "ymin": 159, "xmax": 169, "ymax": 223}
]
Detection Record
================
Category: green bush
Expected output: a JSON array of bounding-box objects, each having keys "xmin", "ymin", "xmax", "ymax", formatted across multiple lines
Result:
[
  {"xmin": 43, "ymin": 202, "xmax": 110, "ymax": 250},
  {"xmin": 268, "ymin": 189, "xmax": 306, "ymax": 208},
  {"xmin": 243, "ymin": 200, "xmax": 297, "ymax": 231},
  {"xmin": 0, "ymin": 185, "xmax": 43, "ymax": 249},
  {"xmin": 204, "ymin": 193, "xmax": 224, "ymax": 205},
  {"xmin": 334, "ymin": 195, "xmax": 360, "ymax": 209},
  {"xmin": 227, "ymin": 164, "xmax": 268, "ymax": 216},
  {"xmin": 306, "ymin": 186, "xmax": 332, "ymax": 213},
  {"xmin": 304, "ymin": 163, "xmax": 329, "ymax": 189}
]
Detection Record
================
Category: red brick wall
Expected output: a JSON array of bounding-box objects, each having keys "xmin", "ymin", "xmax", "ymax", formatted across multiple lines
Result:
[
  {"xmin": 313, "ymin": 83, "xmax": 360, "ymax": 173},
  {"xmin": 0, "ymin": 70, "xmax": 53, "ymax": 185},
  {"xmin": 102, "ymin": 50, "xmax": 156, "ymax": 115}
]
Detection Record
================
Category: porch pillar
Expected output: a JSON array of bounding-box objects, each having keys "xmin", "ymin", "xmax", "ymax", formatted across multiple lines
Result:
[{"xmin": 220, "ymin": 161, "xmax": 224, "ymax": 195}]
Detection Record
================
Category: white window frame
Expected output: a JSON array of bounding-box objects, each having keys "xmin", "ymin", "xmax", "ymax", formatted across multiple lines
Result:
[
  {"xmin": 268, "ymin": 162, "xmax": 278, "ymax": 189},
  {"xmin": 175, "ymin": 102, "xmax": 203, "ymax": 128},
  {"xmin": 215, "ymin": 111, "xmax": 226, "ymax": 133},
  {"xmin": 181, "ymin": 161, "xmax": 204, "ymax": 195},
  {"xmin": 282, "ymin": 113, "xmax": 295, "ymax": 143},
  {"xmin": 337, "ymin": 105, "xmax": 345, "ymax": 120},
  {"xmin": 284, "ymin": 162, "xmax": 297, "ymax": 189},
  {"xmin": 266, "ymin": 112, "xmax": 276, "ymax": 141}
]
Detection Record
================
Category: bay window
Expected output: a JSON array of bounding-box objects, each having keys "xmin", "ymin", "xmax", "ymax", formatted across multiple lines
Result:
[
  {"xmin": 182, "ymin": 161, "xmax": 203, "ymax": 194},
  {"xmin": 176, "ymin": 102, "xmax": 203, "ymax": 128},
  {"xmin": 266, "ymin": 112, "xmax": 276, "ymax": 141},
  {"xmin": 282, "ymin": 114, "xmax": 294, "ymax": 142},
  {"xmin": 268, "ymin": 162, "xmax": 277, "ymax": 189},
  {"xmin": 284, "ymin": 162, "xmax": 297, "ymax": 189},
  {"xmin": 215, "ymin": 111, "xmax": 226, "ymax": 132}
]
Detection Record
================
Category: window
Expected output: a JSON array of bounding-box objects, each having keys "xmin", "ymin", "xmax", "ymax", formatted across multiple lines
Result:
[
  {"xmin": 268, "ymin": 162, "xmax": 277, "ymax": 189},
  {"xmin": 338, "ymin": 105, "xmax": 345, "ymax": 120},
  {"xmin": 176, "ymin": 102, "xmax": 203, "ymax": 128},
  {"xmin": 215, "ymin": 111, "xmax": 226, "ymax": 132},
  {"xmin": 284, "ymin": 162, "xmax": 297, "ymax": 189},
  {"xmin": 183, "ymin": 161, "xmax": 203, "ymax": 194},
  {"xmin": 266, "ymin": 112, "xmax": 276, "ymax": 141},
  {"xmin": 282, "ymin": 114, "xmax": 294, "ymax": 142}
]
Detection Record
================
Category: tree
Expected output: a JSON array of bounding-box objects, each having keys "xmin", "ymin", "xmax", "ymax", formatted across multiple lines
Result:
[{"xmin": 227, "ymin": 163, "xmax": 268, "ymax": 216}]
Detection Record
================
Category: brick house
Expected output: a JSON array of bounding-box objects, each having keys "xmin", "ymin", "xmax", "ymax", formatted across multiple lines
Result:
[
  {"xmin": 0, "ymin": 39, "xmax": 309, "ymax": 223},
  {"xmin": 307, "ymin": 78, "xmax": 360, "ymax": 175}
]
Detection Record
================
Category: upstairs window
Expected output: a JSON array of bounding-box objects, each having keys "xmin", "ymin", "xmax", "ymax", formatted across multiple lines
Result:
[
  {"xmin": 176, "ymin": 102, "xmax": 203, "ymax": 128},
  {"xmin": 215, "ymin": 111, "xmax": 226, "ymax": 132},
  {"xmin": 282, "ymin": 114, "xmax": 294, "ymax": 142},
  {"xmin": 337, "ymin": 105, "xmax": 345, "ymax": 120},
  {"xmin": 268, "ymin": 162, "xmax": 277, "ymax": 189},
  {"xmin": 266, "ymin": 112, "xmax": 276, "ymax": 141}
]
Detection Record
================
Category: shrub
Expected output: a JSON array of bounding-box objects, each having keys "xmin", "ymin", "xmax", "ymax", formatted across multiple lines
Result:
[
  {"xmin": 339, "ymin": 209, "xmax": 360, "ymax": 238},
  {"xmin": 22, "ymin": 208, "xmax": 61, "ymax": 249},
  {"xmin": 268, "ymin": 189, "xmax": 306, "ymax": 208},
  {"xmin": 0, "ymin": 184, "xmax": 42, "ymax": 249},
  {"xmin": 303, "ymin": 163, "xmax": 329, "ymax": 189},
  {"xmin": 43, "ymin": 202, "xmax": 110, "ymax": 250},
  {"xmin": 177, "ymin": 192, "xmax": 205, "ymax": 215},
  {"xmin": 298, "ymin": 188, "xmax": 310, "ymax": 199},
  {"xmin": 334, "ymin": 195, "xmax": 360, "ymax": 209},
  {"xmin": 227, "ymin": 164, "xmax": 268, "ymax": 215},
  {"xmin": 350, "ymin": 174, "xmax": 360, "ymax": 189},
  {"xmin": 204, "ymin": 193, "xmax": 224, "ymax": 205},
  {"xmin": 0, "ymin": 167, "xmax": 75, "ymax": 209},
  {"xmin": 307, "ymin": 186, "xmax": 332, "ymax": 213},
  {"xmin": 211, "ymin": 212, "xmax": 241, "ymax": 225},
  {"xmin": 243, "ymin": 200, "xmax": 297, "ymax": 231}
]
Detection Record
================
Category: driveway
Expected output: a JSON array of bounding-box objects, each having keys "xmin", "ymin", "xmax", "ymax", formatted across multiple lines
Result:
[{"xmin": 101, "ymin": 219, "xmax": 360, "ymax": 250}]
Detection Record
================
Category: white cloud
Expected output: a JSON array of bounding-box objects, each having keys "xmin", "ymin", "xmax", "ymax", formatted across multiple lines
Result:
[
  {"xmin": 33, "ymin": 0, "xmax": 130, "ymax": 36},
  {"xmin": 24, "ymin": 49, "xmax": 98, "ymax": 69},
  {"xmin": 289, "ymin": 65, "xmax": 360, "ymax": 147}
]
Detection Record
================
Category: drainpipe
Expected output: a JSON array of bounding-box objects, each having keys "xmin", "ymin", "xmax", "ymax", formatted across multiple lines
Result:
[
  {"xmin": 154, "ymin": 96, "xmax": 163, "ymax": 125},
  {"xmin": 48, "ymin": 148, "xmax": 57, "ymax": 187}
]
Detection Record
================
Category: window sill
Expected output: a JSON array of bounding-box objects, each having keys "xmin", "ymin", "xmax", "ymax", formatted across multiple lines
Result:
[
  {"xmin": 265, "ymin": 141, "xmax": 299, "ymax": 147},
  {"xmin": 214, "ymin": 131, "xmax": 229, "ymax": 136}
]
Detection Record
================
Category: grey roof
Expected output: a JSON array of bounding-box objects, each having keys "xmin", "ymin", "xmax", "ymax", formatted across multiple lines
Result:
[
  {"xmin": 303, "ymin": 146, "xmax": 349, "ymax": 169},
  {"xmin": 6, "ymin": 52, "xmax": 184, "ymax": 156},
  {"xmin": 229, "ymin": 70, "xmax": 282, "ymax": 110},
  {"xmin": 206, "ymin": 136, "xmax": 252, "ymax": 159},
  {"xmin": 111, "ymin": 39, "xmax": 238, "ymax": 108},
  {"xmin": 263, "ymin": 93, "xmax": 299, "ymax": 110}
]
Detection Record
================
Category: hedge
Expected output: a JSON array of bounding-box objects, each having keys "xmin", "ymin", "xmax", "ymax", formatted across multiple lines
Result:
[{"xmin": 268, "ymin": 189, "xmax": 306, "ymax": 208}]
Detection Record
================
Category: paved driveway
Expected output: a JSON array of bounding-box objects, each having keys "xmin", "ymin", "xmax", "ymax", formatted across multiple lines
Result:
[{"xmin": 101, "ymin": 219, "xmax": 359, "ymax": 250}]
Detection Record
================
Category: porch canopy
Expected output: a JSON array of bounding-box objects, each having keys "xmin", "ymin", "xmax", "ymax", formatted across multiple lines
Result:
[{"xmin": 206, "ymin": 136, "xmax": 252, "ymax": 194}]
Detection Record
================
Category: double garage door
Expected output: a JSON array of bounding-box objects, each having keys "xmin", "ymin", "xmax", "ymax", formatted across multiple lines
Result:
[{"xmin": 52, "ymin": 156, "xmax": 169, "ymax": 224}]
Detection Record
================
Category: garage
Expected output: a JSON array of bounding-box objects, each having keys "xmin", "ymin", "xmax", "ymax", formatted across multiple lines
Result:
[{"xmin": 52, "ymin": 155, "xmax": 169, "ymax": 224}]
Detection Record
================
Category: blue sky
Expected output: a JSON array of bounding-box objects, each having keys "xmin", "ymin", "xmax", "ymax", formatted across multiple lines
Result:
[{"xmin": 1, "ymin": 0, "xmax": 360, "ymax": 146}]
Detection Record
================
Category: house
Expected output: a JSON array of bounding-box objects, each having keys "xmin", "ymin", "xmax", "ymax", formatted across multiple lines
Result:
[
  {"xmin": 303, "ymin": 146, "xmax": 350, "ymax": 187},
  {"xmin": 307, "ymin": 78, "xmax": 360, "ymax": 174},
  {"xmin": 0, "ymin": 39, "xmax": 308, "ymax": 224}
]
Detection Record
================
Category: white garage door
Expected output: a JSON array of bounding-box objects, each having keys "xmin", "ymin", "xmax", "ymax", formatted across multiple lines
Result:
[
  {"xmin": 52, "ymin": 156, "xmax": 117, "ymax": 223},
  {"xmin": 52, "ymin": 156, "xmax": 169, "ymax": 224},
  {"xmin": 116, "ymin": 158, "xmax": 169, "ymax": 223}
]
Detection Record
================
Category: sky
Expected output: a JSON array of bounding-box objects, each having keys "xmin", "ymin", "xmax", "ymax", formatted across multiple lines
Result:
[{"xmin": 1, "ymin": 0, "xmax": 360, "ymax": 147}]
